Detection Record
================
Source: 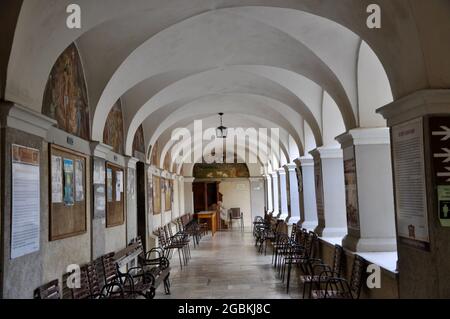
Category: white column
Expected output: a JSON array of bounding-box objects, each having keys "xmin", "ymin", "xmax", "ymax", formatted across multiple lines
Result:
[
  {"xmin": 337, "ymin": 128, "xmax": 397, "ymax": 252},
  {"xmin": 286, "ymin": 164, "xmax": 301, "ymax": 224},
  {"xmin": 183, "ymin": 177, "xmax": 195, "ymax": 214},
  {"xmin": 299, "ymin": 157, "xmax": 318, "ymax": 231},
  {"xmin": 265, "ymin": 175, "xmax": 273, "ymax": 213},
  {"xmin": 310, "ymin": 147, "xmax": 347, "ymax": 238},
  {"xmin": 172, "ymin": 175, "xmax": 180, "ymax": 219},
  {"xmin": 271, "ymin": 172, "xmax": 279, "ymax": 216},
  {"xmin": 278, "ymin": 168, "xmax": 289, "ymax": 221},
  {"xmin": 178, "ymin": 176, "xmax": 185, "ymax": 216}
]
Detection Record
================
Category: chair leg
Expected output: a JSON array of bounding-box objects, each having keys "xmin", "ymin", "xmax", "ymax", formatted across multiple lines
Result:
[
  {"xmin": 177, "ymin": 248, "xmax": 183, "ymax": 269},
  {"xmin": 286, "ymin": 262, "xmax": 292, "ymax": 294}
]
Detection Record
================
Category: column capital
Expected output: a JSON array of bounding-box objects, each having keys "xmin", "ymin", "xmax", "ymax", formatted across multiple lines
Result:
[
  {"xmin": 377, "ymin": 89, "xmax": 450, "ymax": 126},
  {"xmin": 126, "ymin": 157, "xmax": 140, "ymax": 169},
  {"xmin": 183, "ymin": 177, "xmax": 195, "ymax": 183},
  {"xmin": 90, "ymin": 142, "xmax": 113, "ymax": 159},
  {"xmin": 249, "ymin": 177, "xmax": 264, "ymax": 182},
  {"xmin": 1, "ymin": 102, "xmax": 57, "ymax": 139},
  {"xmin": 285, "ymin": 163, "xmax": 298, "ymax": 172},
  {"xmin": 336, "ymin": 128, "xmax": 390, "ymax": 148},
  {"xmin": 310, "ymin": 146, "xmax": 343, "ymax": 159},
  {"xmin": 299, "ymin": 156, "xmax": 314, "ymax": 167},
  {"xmin": 277, "ymin": 168, "xmax": 286, "ymax": 175}
]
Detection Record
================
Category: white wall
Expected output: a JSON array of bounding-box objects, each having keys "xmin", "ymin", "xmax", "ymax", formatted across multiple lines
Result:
[{"xmin": 219, "ymin": 179, "xmax": 252, "ymax": 227}]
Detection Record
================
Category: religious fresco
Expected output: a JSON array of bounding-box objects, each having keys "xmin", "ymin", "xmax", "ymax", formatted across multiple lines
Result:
[
  {"xmin": 150, "ymin": 141, "xmax": 160, "ymax": 167},
  {"xmin": 193, "ymin": 163, "xmax": 250, "ymax": 179},
  {"xmin": 103, "ymin": 100, "xmax": 124, "ymax": 154},
  {"xmin": 163, "ymin": 152, "xmax": 172, "ymax": 172},
  {"xmin": 42, "ymin": 43, "xmax": 90, "ymax": 140},
  {"xmin": 132, "ymin": 125, "xmax": 145, "ymax": 156},
  {"xmin": 344, "ymin": 157, "xmax": 360, "ymax": 231}
]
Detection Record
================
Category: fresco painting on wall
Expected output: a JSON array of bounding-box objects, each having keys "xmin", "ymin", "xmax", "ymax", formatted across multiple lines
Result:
[
  {"xmin": 103, "ymin": 100, "xmax": 124, "ymax": 154},
  {"xmin": 163, "ymin": 152, "xmax": 172, "ymax": 172},
  {"xmin": 193, "ymin": 163, "xmax": 250, "ymax": 179},
  {"xmin": 150, "ymin": 141, "xmax": 160, "ymax": 167},
  {"xmin": 43, "ymin": 43, "xmax": 90, "ymax": 140},
  {"xmin": 133, "ymin": 125, "xmax": 145, "ymax": 156}
]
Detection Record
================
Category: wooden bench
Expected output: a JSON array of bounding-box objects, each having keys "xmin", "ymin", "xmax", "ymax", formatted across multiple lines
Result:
[
  {"xmin": 129, "ymin": 237, "xmax": 171, "ymax": 298},
  {"xmin": 34, "ymin": 279, "xmax": 60, "ymax": 299},
  {"xmin": 62, "ymin": 262, "xmax": 124, "ymax": 299}
]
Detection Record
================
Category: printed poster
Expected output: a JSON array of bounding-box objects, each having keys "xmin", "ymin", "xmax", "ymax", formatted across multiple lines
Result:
[
  {"xmin": 63, "ymin": 158, "xmax": 75, "ymax": 206},
  {"xmin": 11, "ymin": 145, "xmax": 40, "ymax": 259},
  {"xmin": 106, "ymin": 168, "xmax": 113, "ymax": 202},
  {"xmin": 51, "ymin": 155, "xmax": 63, "ymax": 203},
  {"xmin": 75, "ymin": 159, "xmax": 84, "ymax": 202},
  {"xmin": 93, "ymin": 159, "xmax": 105, "ymax": 184},
  {"xmin": 438, "ymin": 186, "xmax": 450, "ymax": 227},
  {"xmin": 392, "ymin": 118, "xmax": 429, "ymax": 249},
  {"xmin": 116, "ymin": 171, "xmax": 123, "ymax": 202}
]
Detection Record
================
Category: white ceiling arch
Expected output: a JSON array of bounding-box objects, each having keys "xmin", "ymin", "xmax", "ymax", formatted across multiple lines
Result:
[
  {"xmin": 137, "ymin": 93, "xmax": 304, "ymax": 157},
  {"xmin": 8, "ymin": 0, "xmax": 446, "ymax": 116},
  {"xmin": 120, "ymin": 67, "xmax": 324, "ymax": 155},
  {"xmin": 155, "ymin": 114, "xmax": 293, "ymax": 167},
  {"xmin": 91, "ymin": 9, "xmax": 356, "ymax": 140}
]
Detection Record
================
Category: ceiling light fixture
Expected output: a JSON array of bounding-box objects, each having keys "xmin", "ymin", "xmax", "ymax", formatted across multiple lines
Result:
[{"xmin": 216, "ymin": 112, "xmax": 228, "ymax": 139}]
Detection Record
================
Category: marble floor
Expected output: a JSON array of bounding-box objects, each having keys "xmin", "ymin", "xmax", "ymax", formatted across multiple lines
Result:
[{"xmin": 157, "ymin": 228, "xmax": 302, "ymax": 299}]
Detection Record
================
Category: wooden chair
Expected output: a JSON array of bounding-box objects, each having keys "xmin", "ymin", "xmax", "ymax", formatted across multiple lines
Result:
[
  {"xmin": 229, "ymin": 208, "xmax": 244, "ymax": 232},
  {"xmin": 312, "ymin": 255, "xmax": 367, "ymax": 299},
  {"xmin": 282, "ymin": 231, "xmax": 319, "ymax": 293},
  {"xmin": 34, "ymin": 279, "xmax": 60, "ymax": 299},
  {"xmin": 300, "ymin": 244, "xmax": 344, "ymax": 298},
  {"xmin": 157, "ymin": 226, "xmax": 185, "ymax": 269}
]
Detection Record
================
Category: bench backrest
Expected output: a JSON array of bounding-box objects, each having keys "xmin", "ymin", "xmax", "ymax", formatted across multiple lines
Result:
[
  {"xmin": 34, "ymin": 279, "xmax": 60, "ymax": 299},
  {"xmin": 62, "ymin": 265, "xmax": 91, "ymax": 299}
]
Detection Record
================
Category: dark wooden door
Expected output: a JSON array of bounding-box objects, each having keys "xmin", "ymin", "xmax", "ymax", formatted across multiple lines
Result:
[
  {"xmin": 193, "ymin": 182, "xmax": 206, "ymax": 213},
  {"xmin": 136, "ymin": 162, "xmax": 146, "ymax": 251}
]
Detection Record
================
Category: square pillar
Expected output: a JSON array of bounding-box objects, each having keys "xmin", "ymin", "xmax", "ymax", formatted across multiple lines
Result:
[
  {"xmin": 299, "ymin": 157, "xmax": 318, "ymax": 231},
  {"xmin": 271, "ymin": 172, "xmax": 279, "ymax": 216},
  {"xmin": 286, "ymin": 163, "xmax": 302, "ymax": 224},
  {"xmin": 337, "ymin": 128, "xmax": 397, "ymax": 252},
  {"xmin": 265, "ymin": 174, "xmax": 273, "ymax": 213},
  {"xmin": 378, "ymin": 89, "xmax": 450, "ymax": 298},
  {"xmin": 278, "ymin": 168, "xmax": 289, "ymax": 220},
  {"xmin": 310, "ymin": 147, "xmax": 347, "ymax": 238}
]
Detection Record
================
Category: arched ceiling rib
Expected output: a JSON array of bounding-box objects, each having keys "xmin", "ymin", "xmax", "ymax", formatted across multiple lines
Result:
[
  {"xmin": 139, "ymin": 94, "xmax": 304, "ymax": 158},
  {"xmin": 155, "ymin": 114, "xmax": 293, "ymax": 166},
  {"xmin": 91, "ymin": 9, "xmax": 356, "ymax": 138},
  {"xmin": 8, "ymin": 0, "xmax": 441, "ymax": 116}
]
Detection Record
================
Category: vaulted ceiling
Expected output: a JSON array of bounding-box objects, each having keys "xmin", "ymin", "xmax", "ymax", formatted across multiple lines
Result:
[{"xmin": 3, "ymin": 0, "xmax": 450, "ymax": 174}]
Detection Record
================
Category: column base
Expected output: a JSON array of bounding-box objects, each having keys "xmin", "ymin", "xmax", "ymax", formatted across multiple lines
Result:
[
  {"xmin": 279, "ymin": 213, "xmax": 289, "ymax": 221},
  {"xmin": 301, "ymin": 220, "xmax": 318, "ymax": 232},
  {"xmin": 287, "ymin": 216, "xmax": 301, "ymax": 225},
  {"xmin": 343, "ymin": 234, "xmax": 397, "ymax": 252},
  {"xmin": 315, "ymin": 225, "xmax": 347, "ymax": 238}
]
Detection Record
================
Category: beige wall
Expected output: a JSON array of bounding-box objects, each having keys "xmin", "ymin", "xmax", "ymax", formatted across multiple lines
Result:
[{"xmin": 219, "ymin": 179, "xmax": 252, "ymax": 226}]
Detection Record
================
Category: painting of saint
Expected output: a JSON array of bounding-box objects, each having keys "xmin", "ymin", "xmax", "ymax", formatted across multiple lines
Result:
[
  {"xmin": 103, "ymin": 100, "xmax": 124, "ymax": 154},
  {"xmin": 133, "ymin": 125, "xmax": 145, "ymax": 156},
  {"xmin": 43, "ymin": 43, "xmax": 90, "ymax": 140}
]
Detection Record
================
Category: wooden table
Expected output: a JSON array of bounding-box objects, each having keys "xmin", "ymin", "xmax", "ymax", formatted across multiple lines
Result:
[{"xmin": 196, "ymin": 211, "xmax": 217, "ymax": 236}]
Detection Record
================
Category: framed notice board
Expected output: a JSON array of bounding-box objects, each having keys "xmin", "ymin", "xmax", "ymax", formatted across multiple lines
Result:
[
  {"xmin": 106, "ymin": 162, "xmax": 125, "ymax": 227},
  {"xmin": 49, "ymin": 145, "xmax": 87, "ymax": 241}
]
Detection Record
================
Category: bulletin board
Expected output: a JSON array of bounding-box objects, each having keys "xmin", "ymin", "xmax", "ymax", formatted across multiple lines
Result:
[
  {"xmin": 153, "ymin": 175, "xmax": 161, "ymax": 215},
  {"xmin": 49, "ymin": 145, "xmax": 87, "ymax": 241},
  {"xmin": 106, "ymin": 162, "xmax": 125, "ymax": 228}
]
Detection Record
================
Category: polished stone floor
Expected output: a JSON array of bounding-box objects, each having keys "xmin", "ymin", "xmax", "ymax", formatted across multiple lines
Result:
[{"xmin": 157, "ymin": 228, "xmax": 302, "ymax": 299}]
